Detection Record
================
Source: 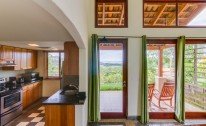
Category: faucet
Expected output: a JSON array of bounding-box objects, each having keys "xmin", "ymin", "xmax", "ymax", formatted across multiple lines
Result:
[{"xmin": 69, "ymin": 84, "xmax": 79, "ymax": 90}]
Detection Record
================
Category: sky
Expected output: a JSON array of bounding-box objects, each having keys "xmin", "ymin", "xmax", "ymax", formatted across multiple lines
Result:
[
  {"xmin": 100, "ymin": 50, "xmax": 123, "ymax": 63},
  {"xmin": 188, "ymin": 7, "xmax": 206, "ymax": 26}
]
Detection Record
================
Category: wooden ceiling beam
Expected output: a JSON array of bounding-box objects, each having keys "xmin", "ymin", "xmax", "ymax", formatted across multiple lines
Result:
[
  {"xmin": 168, "ymin": 3, "xmax": 189, "ymax": 26},
  {"xmin": 152, "ymin": 4, "xmax": 167, "ymax": 25},
  {"xmin": 119, "ymin": 4, "xmax": 124, "ymax": 25},
  {"xmin": 102, "ymin": 3, "xmax": 105, "ymax": 25}
]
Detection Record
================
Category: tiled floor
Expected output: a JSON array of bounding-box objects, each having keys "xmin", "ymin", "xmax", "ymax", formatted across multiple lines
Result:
[
  {"xmin": 5, "ymin": 99, "xmax": 206, "ymax": 126},
  {"xmin": 6, "ymin": 99, "xmax": 45, "ymax": 126}
]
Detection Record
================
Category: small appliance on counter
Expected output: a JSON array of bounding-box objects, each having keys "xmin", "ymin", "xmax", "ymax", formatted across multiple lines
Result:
[
  {"xmin": 22, "ymin": 72, "xmax": 42, "ymax": 83},
  {"xmin": 16, "ymin": 75, "xmax": 25, "ymax": 85}
]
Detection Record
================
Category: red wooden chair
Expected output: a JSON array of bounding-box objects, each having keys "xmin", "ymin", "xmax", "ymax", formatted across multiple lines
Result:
[
  {"xmin": 148, "ymin": 84, "xmax": 155, "ymax": 106},
  {"xmin": 153, "ymin": 82, "xmax": 175, "ymax": 108}
]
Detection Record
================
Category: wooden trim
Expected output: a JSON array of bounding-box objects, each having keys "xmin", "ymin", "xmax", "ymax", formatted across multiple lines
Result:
[
  {"xmin": 186, "ymin": 112, "xmax": 206, "ymax": 119},
  {"xmin": 98, "ymin": 39, "xmax": 128, "ymax": 119},
  {"xmin": 150, "ymin": 112, "xmax": 175, "ymax": 119},
  {"xmin": 95, "ymin": 0, "xmax": 128, "ymax": 28},
  {"xmin": 186, "ymin": 39, "xmax": 206, "ymax": 44}
]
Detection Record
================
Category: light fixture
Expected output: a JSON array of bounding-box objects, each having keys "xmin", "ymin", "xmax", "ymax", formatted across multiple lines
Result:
[
  {"xmin": 51, "ymin": 48, "xmax": 58, "ymax": 50},
  {"xmin": 100, "ymin": 36, "xmax": 108, "ymax": 42},
  {"xmin": 28, "ymin": 44, "xmax": 39, "ymax": 47}
]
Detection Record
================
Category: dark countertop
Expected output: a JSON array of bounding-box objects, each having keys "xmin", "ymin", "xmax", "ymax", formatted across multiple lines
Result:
[
  {"xmin": 20, "ymin": 80, "xmax": 42, "ymax": 87},
  {"xmin": 42, "ymin": 90, "xmax": 86, "ymax": 105}
]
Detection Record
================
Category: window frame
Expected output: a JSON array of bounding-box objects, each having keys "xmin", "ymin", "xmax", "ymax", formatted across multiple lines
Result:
[
  {"xmin": 143, "ymin": 0, "xmax": 206, "ymax": 28},
  {"xmin": 95, "ymin": 0, "xmax": 128, "ymax": 28},
  {"xmin": 46, "ymin": 51, "xmax": 64, "ymax": 80},
  {"xmin": 147, "ymin": 39, "xmax": 177, "ymax": 119},
  {"xmin": 185, "ymin": 39, "xmax": 206, "ymax": 119}
]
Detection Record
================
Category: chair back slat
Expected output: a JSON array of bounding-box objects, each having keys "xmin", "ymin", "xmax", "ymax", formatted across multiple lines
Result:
[
  {"xmin": 160, "ymin": 82, "xmax": 175, "ymax": 98},
  {"xmin": 148, "ymin": 84, "xmax": 155, "ymax": 99}
]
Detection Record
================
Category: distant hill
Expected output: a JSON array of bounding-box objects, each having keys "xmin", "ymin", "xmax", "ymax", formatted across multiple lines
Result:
[{"xmin": 100, "ymin": 61, "xmax": 122, "ymax": 66}]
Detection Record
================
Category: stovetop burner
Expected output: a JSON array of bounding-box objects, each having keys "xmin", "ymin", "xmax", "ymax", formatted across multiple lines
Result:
[{"xmin": 0, "ymin": 86, "xmax": 7, "ymax": 93}]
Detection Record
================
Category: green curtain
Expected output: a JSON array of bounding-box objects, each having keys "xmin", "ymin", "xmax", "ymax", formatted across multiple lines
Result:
[
  {"xmin": 175, "ymin": 36, "xmax": 185, "ymax": 123},
  {"xmin": 140, "ymin": 35, "xmax": 149, "ymax": 124},
  {"xmin": 88, "ymin": 34, "xmax": 100, "ymax": 122}
]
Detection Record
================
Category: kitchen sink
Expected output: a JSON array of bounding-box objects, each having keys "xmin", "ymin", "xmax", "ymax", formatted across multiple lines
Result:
[{"xmin": 60, "ymin": 90, "xmax": 78, "ymax": 96}]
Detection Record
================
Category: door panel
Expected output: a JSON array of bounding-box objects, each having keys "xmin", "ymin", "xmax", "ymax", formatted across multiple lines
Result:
[
  {"xmin": 99, "ymin": 39, "xmax": 128, "ymax": 119},
  {"xmin": 147, "ymin": 40, "xmax": 177, "ymax": 119}
]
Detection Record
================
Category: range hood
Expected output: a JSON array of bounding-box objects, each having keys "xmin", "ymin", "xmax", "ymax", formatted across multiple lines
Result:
[{"xmin": 0, "ymin": 60, "xmax": 17, "ymax": 69}]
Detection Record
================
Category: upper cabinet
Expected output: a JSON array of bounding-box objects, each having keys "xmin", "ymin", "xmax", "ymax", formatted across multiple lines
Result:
[
  {"xmin": 27, "ymin": 50, "xmax": 37, "ymax": 69},
  {"xmin": 0, "ymin": 46, "xmax": 14, "ymax": 61},
  {"xmin": 31, "ymin": 50, "xmax": 37, "ymax": 69},
  {"xmin": 27, "ymin": 50, "xmax": 32, "ymax": 69},
  {"xmin": 14, "ymin": 48, "xmax": 22, "ymax": 70},
  {"xmin": 0, "ymin": 45, "xmax": 38, "ymax": 70},
  {"xmin": 21, "ymin": 49, "xmax": 27, "ymax": 70}
]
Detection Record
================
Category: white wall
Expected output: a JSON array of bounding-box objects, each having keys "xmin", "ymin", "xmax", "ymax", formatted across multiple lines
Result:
[
  {"xmin": 87, "ymin": 0, "xmax": 206, "ymax": 117},
  {"xmin": 42, "ymin": 80, "xmax": 60, "ymax": 97}
]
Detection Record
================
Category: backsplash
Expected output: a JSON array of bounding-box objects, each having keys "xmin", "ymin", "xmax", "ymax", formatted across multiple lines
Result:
[
  {"xmin": 61, "ymin": 75, "xmax": 79, "ymax": 89},
  {"xmin": 0, "ymin": 69, "xmax": 34, "ymax": 80}
]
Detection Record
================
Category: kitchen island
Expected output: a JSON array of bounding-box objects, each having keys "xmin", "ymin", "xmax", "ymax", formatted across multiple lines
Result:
[{"xmin": 42, "ymin": 90, "xmax": 86, "ymax": 126}]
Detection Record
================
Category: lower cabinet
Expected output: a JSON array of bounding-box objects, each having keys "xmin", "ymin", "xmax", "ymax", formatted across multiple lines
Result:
[{"xmin": 22, "ymin": 81, "xmax": 43, "ymax": 109}]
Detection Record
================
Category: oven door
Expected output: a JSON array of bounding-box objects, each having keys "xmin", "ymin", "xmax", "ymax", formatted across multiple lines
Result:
[{"xmin": 1, "ymin": 90, "xmax": 22, "ymax": 114}]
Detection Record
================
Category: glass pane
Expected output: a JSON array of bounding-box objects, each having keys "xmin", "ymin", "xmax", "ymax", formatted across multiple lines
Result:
[
  {"xmin": 97, "ymin": 2, "xmax": 126, "ymax": 27},
  {"xmin": 147, "ymin": 44, "xmax": 176, "ymax": 112},
  {"xmin": 48, "ymin": 52, "xmax": 60, "ymax": 77},
  {"xmin": 144, "ymin": 3, "xmax": 176, "ymax": 27},
  {"xmin": 99, "ymin": 43, "xmax": 123, "ymax": 113},
  {"xmin": 60, "ymin": 52, "xmax": 64, "ymax": 68},
  {"xmin": 185, "ymin": 44, "xmax": 206, "ymax": 112},
  {"xmin": 178, "ymin": 3, "xmax": 206, "ymax": 26}
]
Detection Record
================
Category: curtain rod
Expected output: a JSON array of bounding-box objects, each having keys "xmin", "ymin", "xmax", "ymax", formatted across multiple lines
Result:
[{"xmin": 98, "ymin": 35, "xmax": 206, "ymax": 39}]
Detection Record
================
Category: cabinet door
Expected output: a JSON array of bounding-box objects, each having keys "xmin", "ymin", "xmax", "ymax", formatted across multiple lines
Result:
[
  {"xmin": 21, "ymin": 49, "xmax": 27, "ymax": 69},
  {"xmin": 1, "ymin": 46, "xmax": 14, "ymax": 61},
  {"xmin": 33, "ymin": 82, "xmax": 39, "ymax": 101},
  {"xmin": 39, "ymin": 82, "xmax": 43, "ymax": 99},
  {"xmin": 31, "ymin": 50, "xmax": 37, "ymax": 69},
  {"xmin": 27, "ymin": 84, "xmax": 33, "ymax": 105},
  {"xmin": 26, "ymin": 50, "xmax": 32, "ymax": 69},
  {"xmin": 22, "ymin": 86, "xmax": 28, "ymax": 109},
  {"xmin": 14, "ymin": 48, "xmax": 21, "ymax": 70}
]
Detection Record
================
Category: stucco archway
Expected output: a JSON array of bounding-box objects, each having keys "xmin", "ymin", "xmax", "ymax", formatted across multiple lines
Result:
[{"xmin": 33, "ymin": 0, "xmax": 87, "ymax": 49}]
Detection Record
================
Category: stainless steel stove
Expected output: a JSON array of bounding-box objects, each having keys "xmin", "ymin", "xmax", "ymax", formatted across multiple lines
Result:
[{"xmin": 0, "ymin": 78, "xmax": 22, "ymax": 126}]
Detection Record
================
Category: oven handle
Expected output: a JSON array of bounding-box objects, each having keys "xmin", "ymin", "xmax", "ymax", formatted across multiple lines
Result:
[{"xmin": 1, "ymin": 90, "xmax": 22, "ymax": 114}]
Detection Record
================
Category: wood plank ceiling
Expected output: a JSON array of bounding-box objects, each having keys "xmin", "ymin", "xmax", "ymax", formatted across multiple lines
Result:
[
  {"xmin": 144, "ymin": 3, "xmax": 206, "ymax": 26},
  {"xmin": 97, "ymin": 3, "xmax": 125, "ymax": 26}
]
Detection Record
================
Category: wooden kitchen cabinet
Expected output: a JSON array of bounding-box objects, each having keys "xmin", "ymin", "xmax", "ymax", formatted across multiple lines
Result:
[
  {"xmin": 22, "ymin": 82, "xmax": 43, "ymax": 110},
  {"xmin": 14, "ymin": 48, "xmax": 22, "ymax": 70},
  {"xmin": 22, "ymin": 86, "xmax": 28, "ymax": 109},
  {"xmin": 0, "ymin": 45, "xmax": 37, "ymax": 70},
  {"xmin": 26, "ymin": 50, "xmax": 37, "ymax": 69},
  {"xmin": 0, "ymin": 46, "xmax": 14, "ymax": 61},
  {"xmin": 21, "ymin": 49, "xmax": 27, "ymax": 70},
  {"xmin": 26, "ymin": 50, "xmax": 32, "ymax": 69},
  {"xmin": 31, "ymin": 50, "xmax": 37, "ymax": 69}
]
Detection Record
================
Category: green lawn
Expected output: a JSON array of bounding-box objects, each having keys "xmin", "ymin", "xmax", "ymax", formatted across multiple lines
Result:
[{"xmin": 100, "ymin": 83, "xmax": 122, "ymax": 91}]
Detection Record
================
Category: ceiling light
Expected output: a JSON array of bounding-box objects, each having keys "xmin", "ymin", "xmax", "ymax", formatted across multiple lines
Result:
[
  {"xmin": 28, "ymin": 44, "xmax": 39, "ymax": 47},
  {"xmin": 51, "ymin": 48, "xmax": 58, "ymax": 50}
]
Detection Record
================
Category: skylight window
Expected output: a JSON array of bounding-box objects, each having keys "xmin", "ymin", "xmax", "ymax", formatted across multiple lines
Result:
[{"xmin": 188, "ymin": 8, "xmax": 206, "ymax": 26}]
